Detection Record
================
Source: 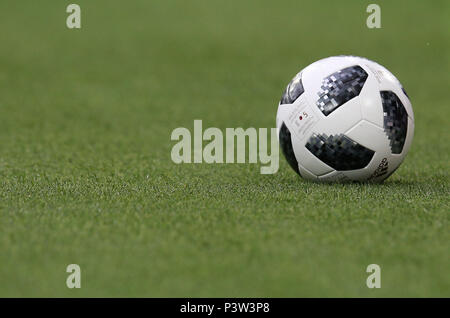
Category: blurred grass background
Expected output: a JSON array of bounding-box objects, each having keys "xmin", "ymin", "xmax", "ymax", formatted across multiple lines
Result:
[{"xmin": 0, "ymin": 0, "xmax": 448, "ymax": 296}]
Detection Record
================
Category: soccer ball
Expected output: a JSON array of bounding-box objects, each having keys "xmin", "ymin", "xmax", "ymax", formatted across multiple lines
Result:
[{"xmin": 276, "ymin": 56, "xmax": 414, "ymax": 182}]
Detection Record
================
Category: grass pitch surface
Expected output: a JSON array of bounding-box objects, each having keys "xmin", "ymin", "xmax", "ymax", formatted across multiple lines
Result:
[{"xmin": 0, "ymin": 0, "xmax": 448, "ymax": 296}]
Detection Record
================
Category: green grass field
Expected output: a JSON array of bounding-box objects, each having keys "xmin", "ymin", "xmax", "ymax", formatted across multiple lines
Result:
[{"xmin": 0, "ymin": 0, "xmax": 448, "ymax": 297}]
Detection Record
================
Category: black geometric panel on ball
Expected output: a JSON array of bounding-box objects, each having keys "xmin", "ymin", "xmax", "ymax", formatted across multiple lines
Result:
[
  {"xmin": 305, "ymin": 133, "xmax": 374, "ymax": 171},
  {"xmin": 316, "ymin": 65, "xmax": 368, "ymax": 116},
  {"xmin": 280, "ymin": 73, "xmax": 304, "ymax": 105},
  {"xmin": 380, "ymin": 90, "xmax": 408, "ymax": 154},
  {"xmin": 279, "ymin": 122, "xmax": 300, "ymax": 175}
]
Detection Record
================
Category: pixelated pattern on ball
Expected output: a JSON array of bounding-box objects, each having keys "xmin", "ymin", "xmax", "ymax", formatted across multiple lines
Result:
[
  {"xmin": 279, "ymin": 123, "xmax": 300, "ymax": 175},
  {"xmin": 380, "ymin": 91, "xmax": 408, "ymax": 154},
  {"xmin": 316, "ymin": 65, "xmax": 368, "ymax": 116},
  {"xmin": 280, "ymin": 72, "xmax": 304, "ymax": 105},
  {"xmin": 305, "ymin": 133, "xmax": 375, "ymax": 171}
]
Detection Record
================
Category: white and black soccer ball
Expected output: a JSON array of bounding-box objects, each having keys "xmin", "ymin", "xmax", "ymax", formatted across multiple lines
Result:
[{"xmin": 276, "ymin": 56, "xmax": 414, "ymax": 182}]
